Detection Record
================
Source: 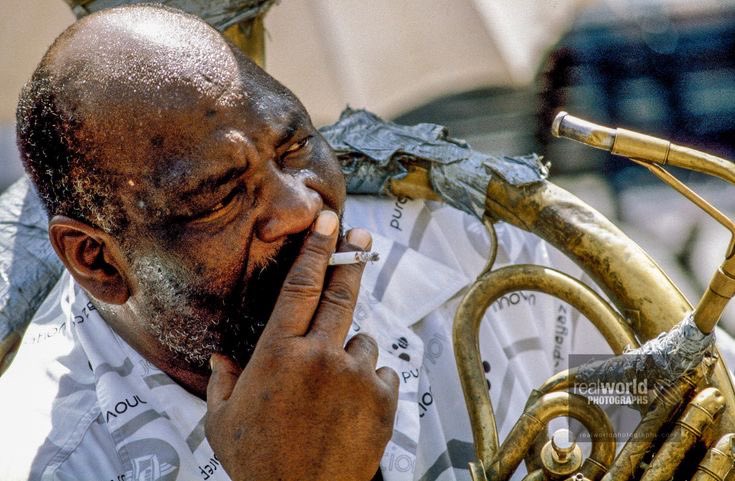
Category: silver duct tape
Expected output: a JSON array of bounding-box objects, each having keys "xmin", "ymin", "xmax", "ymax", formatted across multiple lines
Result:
[
  {"xmin": 576, "ymin": 314, "xmax": 715, "ymax": 388},
  {"xmin": 67, "ymin": 0, "xmax": 277, "ymax": 31},
  {"xmin": 0, "ymin": 178, "xmax": 63, "ymax": 343},
  {"xmin": 322, "ymin": 108, "xmax": 548, "ymax": 220},
  {"xmin": 431, "ymin": 153, "xmax": 547, "ymax": 220}
]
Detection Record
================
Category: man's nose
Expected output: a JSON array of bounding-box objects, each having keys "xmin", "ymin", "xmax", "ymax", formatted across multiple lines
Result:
[{"xmin": 255, "ymin": 178, "xmax": 323, "ymax": 243}]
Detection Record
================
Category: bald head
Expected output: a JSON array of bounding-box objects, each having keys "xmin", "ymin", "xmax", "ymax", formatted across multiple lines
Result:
[
  {"xmin": 51, "ymin": 5, "xmax": 240, "ymax": 113},
  {"xmin": 17, "ymin": 4, "xmax": 290, "ymax": 233}
]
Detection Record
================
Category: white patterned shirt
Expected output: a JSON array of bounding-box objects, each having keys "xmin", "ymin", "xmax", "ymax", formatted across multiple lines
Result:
[{"xmin": 3, "ymin": 195, "xmax": 734, "ymax": 481}]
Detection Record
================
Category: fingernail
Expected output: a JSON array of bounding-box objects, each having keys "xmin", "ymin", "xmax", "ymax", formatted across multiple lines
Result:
[
  {"xmin": 209, "ymin": 355, "xmax": 217, "ymax": 372},
  {"xmin": 347, "ymin": 228, "xmax": 371, "ymax": 249},
  {"xmin": 314, "ymin": 211, "xmax": 338, "ymax": 235}
]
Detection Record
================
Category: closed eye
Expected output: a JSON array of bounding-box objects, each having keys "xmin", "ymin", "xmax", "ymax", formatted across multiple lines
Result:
[
  {"xmin": 189, "ymin": 185, "xmax": 245, "ymax": 225},
  {"xmin": 284, "ymin": 136, "xmax": 310, "ymax": 154},
  {"xmin": 279, "ymin": 135, "xmax": 313, "ymax": 170}
]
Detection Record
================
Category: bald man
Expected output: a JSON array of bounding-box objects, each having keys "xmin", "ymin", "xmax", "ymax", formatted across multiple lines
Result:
[
  {"xmin": 7, "ymin": 4, "xmax": 397, "ymax": 480},
  {"xmin": 0, "ymin": 4, "xmax": 633, "ymax": 481}
]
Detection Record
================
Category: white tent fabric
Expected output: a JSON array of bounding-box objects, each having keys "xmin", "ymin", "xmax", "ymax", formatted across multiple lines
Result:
[{"xmin": 266, "ymin": 0, "xmax": 589, "ymax": 125}]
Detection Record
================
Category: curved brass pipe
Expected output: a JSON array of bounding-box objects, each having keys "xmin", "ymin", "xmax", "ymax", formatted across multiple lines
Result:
[
  {"xmin": 599, "ymin": 360, "xmax": 710, "ymax": 481},
  {"xmin": 384, "ymin": 111, "xmax": 735, "ymax": 479},
  {"xmin": 482, "ymin": 169, "xmax": 735, "ymax": 446},
  {"xmin": 553, "ymin": 111, "xmax": 735, "ymax": 334},
  {"xmin": 453, "ymin": 264, "xmax": 635, "ymax": 472},
  {"xmin": 482, "ymin": 391, "xmax": 616, "ymax": 481}
]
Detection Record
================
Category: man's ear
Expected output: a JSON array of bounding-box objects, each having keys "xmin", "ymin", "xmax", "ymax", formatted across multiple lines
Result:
[{"xmin": 48, "ymin": 216, "xmax": 131, "ymax": 304}]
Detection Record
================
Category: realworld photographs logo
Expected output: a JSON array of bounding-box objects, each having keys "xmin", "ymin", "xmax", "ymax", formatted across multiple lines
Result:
[
  {"xmin": 569, "ymin": 354, "xmax": 655, "ymax": 409},
  {"xmin": 575, "ymin": 378, "xmax": 650, "ymax": 407},
  {"xmin": 561, "ymin": 354, "xmax": 681, "ymax": 445}
]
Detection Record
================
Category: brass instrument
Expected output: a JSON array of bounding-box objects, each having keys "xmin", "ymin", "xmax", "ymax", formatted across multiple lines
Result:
[{"xmin": 454, "ymin": 112, "xmax": 735, "ymax": 481}]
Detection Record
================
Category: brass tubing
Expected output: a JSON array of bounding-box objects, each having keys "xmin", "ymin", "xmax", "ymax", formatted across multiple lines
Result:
[
  {"xmin": 222, "ymin": 15, "xmax": 266, "ymax": 68},
  {"xmin": 469, "ymin": 461, "xmax": 488, "ymax": 481},
  {"xmin": 484, "ymin": 176, "xmax": 690, "ymax": 342},
  {"xmin": 600, "ymin": 367, "xmax": 706, "ymax": 481},
  {"xmin": 483, "ymin": 392, "xmax": 615, "ymax": 481},
  {"xmin": 632, "ymin": 161, "xmax": 735, "ymax": 333},
  {"xmin": 668, "ymin": 144, "xmax": 735, "ymax": 185},
  {"xmin": 695, "ymin": 255, "xmax": 735, "ymax": 334},
  {"xmin": 454, "ymin": 265, "xmax": 636, "ymax": 470},
  {"xmin": 611, "ymin": 128, "xmax": 670, "ymax": 164},
  {"xmin": 552, "ymin": 111, "xmax": 735, "ymax": 336},
  {"xmin": 692, "ymin": 433, "xmax": 735, "ymax": 481},
  {"xmin": 552, "ymin": 112, "xmax": 735, "ymax": 187},
  {"xmin": 525, "ymin": 330, "xmax": 644, "ymax": 474},
  {"xmin": 484, "ymin": 170, "xmax": 735, "ymax": 442},
  {"xmin": 640, "ymin": 387, "xmax": 726, "ymax": 481},
  {"xmin": 538, "ymin": 373, "xmax": 574, "ymax": 395},
  {"xmin": 696, "ymin": 286, "xmax": 735, "ymax": 335},
  {"xmin": 552, "ymin": 112, "xmax": 616, "ymax": 151}
]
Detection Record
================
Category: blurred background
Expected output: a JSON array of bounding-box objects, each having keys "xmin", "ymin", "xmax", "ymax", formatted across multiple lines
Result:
[{"xmin": 2, "ymin": 0, "xmax": 735, "ymax": 330}]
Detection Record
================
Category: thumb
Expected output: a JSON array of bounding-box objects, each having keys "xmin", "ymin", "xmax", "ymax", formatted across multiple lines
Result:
[{"xmin": 206, "ymin": 353, "xmax": 241, "ymax": 410}]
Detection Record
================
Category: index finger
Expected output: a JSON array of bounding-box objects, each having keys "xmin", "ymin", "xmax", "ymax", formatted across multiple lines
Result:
[
  {"xmin": 259, "ymin": 210, "xmax": 339, "ymax": 340},
  {"xmin": 308, "ymin": 228, "xmax": 371, "ymax": 344}
]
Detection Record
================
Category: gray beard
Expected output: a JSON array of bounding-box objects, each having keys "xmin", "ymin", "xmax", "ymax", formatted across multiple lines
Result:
[
  {"xmin": 128, "ymin": 235, "xmax": 302, "ymax": 371},
  {"xmin": 131, "ymin": 253, "xmax": 243, "ymax": 368}
]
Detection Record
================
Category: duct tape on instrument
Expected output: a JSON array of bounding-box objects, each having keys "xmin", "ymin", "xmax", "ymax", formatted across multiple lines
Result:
[
  {"xmin": 65, "ymin": 0, "xmax": 277, "ymax": 31},
  {"xmin": 322, "ymin": 108, "xmax": 549, "ymax": 221},
  {"xmin": 576, "ymin": 314, "xmax": 715, "ymax": 389}
]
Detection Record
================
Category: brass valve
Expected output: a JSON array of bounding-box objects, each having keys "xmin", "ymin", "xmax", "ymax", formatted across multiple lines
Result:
[{"xmin": 541, "ymin": 429, "xmax": 583, "ymax": 479}]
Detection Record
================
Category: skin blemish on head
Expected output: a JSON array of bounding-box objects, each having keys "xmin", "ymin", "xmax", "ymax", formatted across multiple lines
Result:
[{"xmin": 150, "ymin": 135, "xmax": 164, "ymax": 147}]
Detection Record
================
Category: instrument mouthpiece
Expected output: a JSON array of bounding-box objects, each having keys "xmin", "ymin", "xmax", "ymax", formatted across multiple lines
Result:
[{"xmin": 551, "ymin": 111, "xmax": 568, "ymax": 138}]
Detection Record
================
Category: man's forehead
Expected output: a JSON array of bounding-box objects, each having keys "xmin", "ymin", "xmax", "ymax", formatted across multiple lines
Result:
[
  {"xmin": 49, "ymin": 10, "xmax": 242, "ymax": 113},
  {"xmin": 46, "ymin": 5, "xmax": 305, "ymax": 104},
  {"xmin": 48, "ymin": 9, "xmax": 305, "ymax": 152}
]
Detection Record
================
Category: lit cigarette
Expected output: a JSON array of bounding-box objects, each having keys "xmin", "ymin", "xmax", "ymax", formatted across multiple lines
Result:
[{"xmin": 329, "ymin": 251, "xmax": 380, "ymax": 265}]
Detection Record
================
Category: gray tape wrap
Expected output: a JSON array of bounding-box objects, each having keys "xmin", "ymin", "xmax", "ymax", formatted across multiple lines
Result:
[
  {"xmin": 576, "ymin": 314, "xmax": 715, "ymax": 387},
  {"xmin": 0, "ymin": 178, "xmax": 63, "ymax": 342},
  {"xmin": 321, "ymin": 108, "xmax": 548, "ymax": 220}
]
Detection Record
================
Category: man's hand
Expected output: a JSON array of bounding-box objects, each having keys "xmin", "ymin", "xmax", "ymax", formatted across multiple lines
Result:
[{"xmin": 205, "ymin": 210, "xmax": 399, "ymax": 481}]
